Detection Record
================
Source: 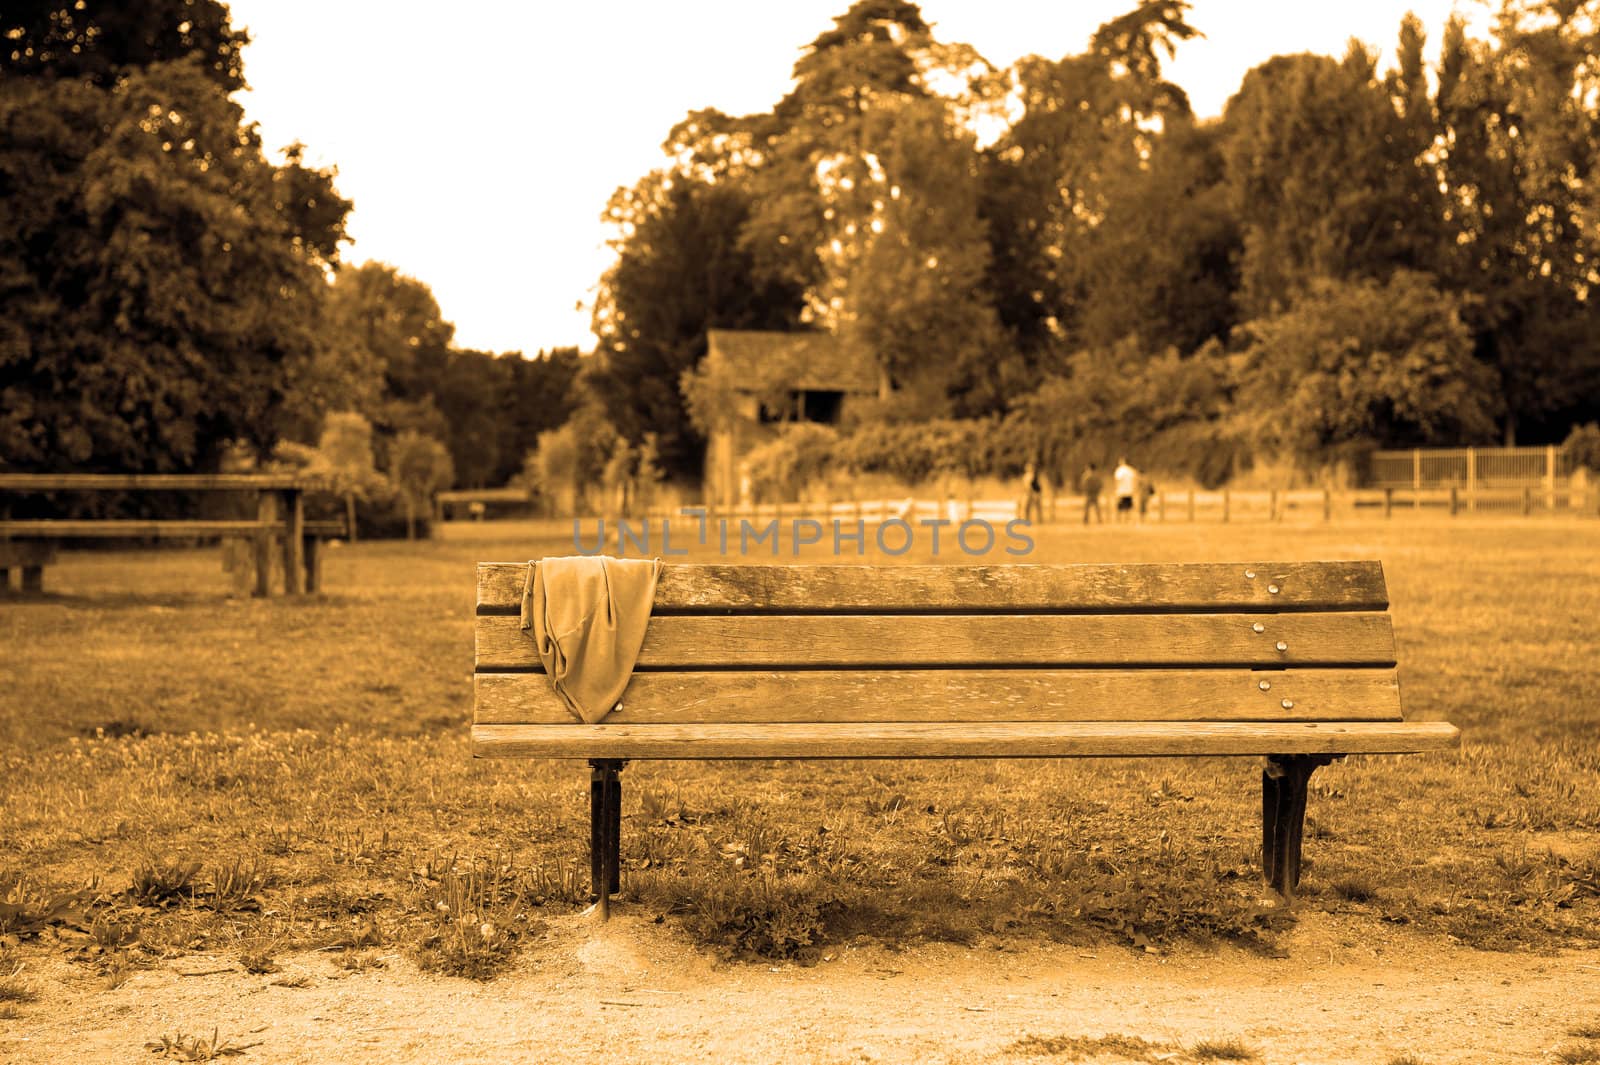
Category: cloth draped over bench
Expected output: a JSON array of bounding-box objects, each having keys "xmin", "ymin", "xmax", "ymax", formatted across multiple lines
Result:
[{"xmin": 520, "ymin": 556, "xmax": 664, "ymax": 723}]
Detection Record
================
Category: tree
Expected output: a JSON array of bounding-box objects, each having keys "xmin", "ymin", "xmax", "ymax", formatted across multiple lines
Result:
[
  {"xmin": 326, "ymin": 261, "xmax": 455, "ymax": 420},
  {"xmin": 530, "ymin": 395, "xmax": 621, "ymax": 516},
  {"xmin": 1433, "ymin": 4, "xmax": 1600, "ymax": 441},
  {"xmin": 1068, "ymin": 119, "xmax": 1241, "ymax": 356},
  {"xmin": 316, "ymin": 412, "xmax": 387, "ymax": 544},
  {"xmin": 1233, "ymin": 272, "xmax": 1500, "ymax": 461},
  {"xmin": 980, "ymin": 1, "xmax": 1201, "ymax": 376},
  {"xmin": 389, "ymin": 430, "xmax": 454, "ymax": 540},
  {"xmin": 0, "ymin": 57, "xmax": 349, "ymax": 472},
  {"xmin": 591, "ymin": 174, "xmax": 805, "ymax": 479},
  {"xmin": 499, "ymin": 347, "xmax": 583, "ymax": 485},
  {"xmin": 432, "ymin": 349, "xmax": 513, "ymax": 490},
  {"xmin": 1219, "ymin": 46, "xmax": 1445, "ymax": 318},
  {"xmin": 741, "ymin": 1, "xmax": 1005, "ymax": 415},
  {"xmin": 1, "ymin": 0, "xmax": 247, "ymax": 89},
  {"xmin": 837, "ymin": 99, "xmax": 1004, "ymax": 416},
  {"xmin": 1019, "ymin": 338, "xmax": 1239, "ymax": 487}
]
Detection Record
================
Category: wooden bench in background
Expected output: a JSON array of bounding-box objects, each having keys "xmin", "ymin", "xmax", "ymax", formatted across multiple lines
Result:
[
  {"xmin": 471, "ymin": 561, "xmax": 1459, "ymax": 919},
  {"xmin": 0, "ymin": 474, "xmax": 342, "ymax": 596}
]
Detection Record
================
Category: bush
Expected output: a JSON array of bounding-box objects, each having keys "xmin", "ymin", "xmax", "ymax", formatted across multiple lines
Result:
[
  {"xmin": 1565, "ymin": 423, "xmax": 1600, "ymax": 472},
  {"xmin": 741, "ymin": 424, "xmax": 839, "ymax": 499},
  {"xmin": 1234, "ymin": 272, "xmax": 1500, "ymax": 458},
  {"xmin": 832, "ymin": 419, "xmax": 1002, "ymax": 482}
]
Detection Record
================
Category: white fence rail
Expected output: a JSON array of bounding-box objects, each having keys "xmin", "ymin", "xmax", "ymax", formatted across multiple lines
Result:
[
  {"xmin": 644, "ymin": 483, "xmax": 1599, "ymax": 525},
  {"xmin": 1371, "ymin": 446, "xmax": 1572, "ymax": 490}
]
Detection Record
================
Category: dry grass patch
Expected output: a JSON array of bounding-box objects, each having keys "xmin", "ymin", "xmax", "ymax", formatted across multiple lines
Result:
[
  {"xmin": 1, "ymin": 524, "xmax": 1598, "ymax": 969},
  {"xmin": 0, "ymin": 973, "xmax": 39, "ymax": 1005},
  {"xmin": 1008, "ymin": 1032, "xmax": 1170, "ymax": 1059},
  {"xmin": 1189, "ymin": 1037, "xmax": 1257, "ymax": 1061}
]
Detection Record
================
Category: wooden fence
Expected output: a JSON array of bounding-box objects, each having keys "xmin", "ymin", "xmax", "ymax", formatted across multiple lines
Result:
[{"xmin": 646, "ymin": 483, "xmax": 1599, "ymax": 526}]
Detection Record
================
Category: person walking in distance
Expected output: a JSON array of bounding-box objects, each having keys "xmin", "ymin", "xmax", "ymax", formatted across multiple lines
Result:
[
  {"xmin": 1113, "ymin": 456, "xmax": 1138, "ymax": 525},
  {"xmin": 1080, "ymin": 462, "xmax": 1104, "ymax": 524},
  {"xmin": 1021, "ymin": 460, "xmax": 1044, "ymax": 524}
]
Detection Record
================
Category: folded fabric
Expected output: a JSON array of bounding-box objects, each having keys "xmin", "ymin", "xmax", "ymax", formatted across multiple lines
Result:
[{"xmin": 520, "ymin": 555, "xmax": 664, "ymax": 724}]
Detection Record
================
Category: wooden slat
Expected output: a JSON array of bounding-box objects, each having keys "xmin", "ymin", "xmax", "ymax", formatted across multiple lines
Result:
[
  {"xmin": 471, "ymin": 720, "xmax": 1460, "ymax": 760},
  {"xmin": 0, "ymin": 520, "xmax": 282, "ymax": 537},
  {"xmin": 0, "ymin": 541, "xmax": 58, "ymax": 566},
  {"xmin": 473, "ymin": 668, "xmax": 1403, "ymax": 725},
  {"xmin": 475, "ymin": 613, "xmax": 1396, "ymax": 670},
  {"xmin": 477, "ymin": 562, "xmax": 1387, "ymax": 615},
  {"xmin": 438, "ymin": 488, "xmax": 533, "ymax": 504},
  {"xmin": 0, "ymin": 474, "xmax": 307, "ymax": 491},
  {"xmin": 0, "ymin": 521, "xmax": 344, "ymax": 538}
]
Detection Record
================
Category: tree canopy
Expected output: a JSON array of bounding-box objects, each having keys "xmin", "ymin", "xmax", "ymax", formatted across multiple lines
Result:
[
  {"xmin": 0, "ymin": 53, "xmax": 348, "ymax": 471},
  {"xmin": 7, "ymin": 0, "xmax": 1600, "ymax": 496},
  {"xmin": 583, "ymin": 0, "xmax": 1600, "ymax": 478}
]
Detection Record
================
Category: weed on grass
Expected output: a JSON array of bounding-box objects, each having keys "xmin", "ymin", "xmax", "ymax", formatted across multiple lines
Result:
[
  {"xmin": 206, "ymin": 857, "xmax": 270, "ymax": 912},
  {"xmin": 334, "ymin": 948, "xmax": 385, "ymax": 973},
  {"xmin": 129, "ymin": 858, "xmax": 203, "ymax": 907},
  {"xmin": 665, "ymin": 870, "xmax": 844, "ymax": 961},
  {"xmin": 99, "ymin": 953, "xmax": 134, "ymax": 989},
  {"xmin": 0, "ymin": 973, "xmax": 40, "ymax": 1004},
  {"xmin": 0, "ymin": 948, "xmax": 34, "ymax": 1008},
  {"xmin": 409, "ymin": 855, "xmax": 537, "ymax": 980},
  {"xmin": 1554, "ymin": 1044, "xmax": 1600, "ymax": 1064},
  {"xmin": 327, "ymin": 917, "xmax": 383, "ymax": 951},
  {"xmin": 1329, "ymin": 878, "xmax": 1379, "ymax": 904},
  {"xmin": 1385, "ymin": 1055, "xmax": 1428, "ymax": 1065},
  {"xmin": 1190, "ymin": 1037, "xmax": 1258, "ymax": 1061},
  {"xmin": 238, "ymin": 947, "xmax": 280, "ymax": 975},
  {"xmin": 144, "ymin": 1028, "xmax": 260, "ymax": 1060},
  {"xmin": 1569, "ymin": 1022, "xmax": 1600, "ymax": 1039},
  {"xmin": 0, "ymin": 873, "xmax": 96, "ymax": 936}
]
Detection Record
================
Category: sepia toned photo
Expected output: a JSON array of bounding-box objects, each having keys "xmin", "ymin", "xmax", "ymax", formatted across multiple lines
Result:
[{"xmin": 2, "ymin": 1, "xmax": 1599, "ymax": 1062}]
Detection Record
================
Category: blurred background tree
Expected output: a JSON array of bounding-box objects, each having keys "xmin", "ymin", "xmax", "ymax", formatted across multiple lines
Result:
[
  {"xmin": 5, "ymin": 0, "xmax": 1598, "ymax": 503},
  {"xmin": 389, "ymin": 431, "xmax": 454, "ymax": 540}
]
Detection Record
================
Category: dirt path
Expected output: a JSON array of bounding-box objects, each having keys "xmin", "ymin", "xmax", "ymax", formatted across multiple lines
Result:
[{"xmin": 5, "ymin": 912, "xmax": 1597, "ymax": 1065}]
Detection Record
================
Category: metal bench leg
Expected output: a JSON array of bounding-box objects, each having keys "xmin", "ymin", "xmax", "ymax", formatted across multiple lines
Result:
[
  {"xmin": 589, "ymin": 759, "xmax": 624, "ymax": 919},
  {"xmin": 1262, "ymin": 754, "xmax": 1335, "ymax": 901},
  {"xmin": 21, "ymin": 564, "xmax": 43, "ymax": 594}
]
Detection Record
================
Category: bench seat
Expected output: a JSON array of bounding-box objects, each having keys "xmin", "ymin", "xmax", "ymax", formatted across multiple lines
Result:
[
  {"xmin": 0, "ymin": 472, "xmax": 341, "ymax": 596},
  {"xmin": 0, "ymin": 520, "xmax": 342, "ymax": 594}
]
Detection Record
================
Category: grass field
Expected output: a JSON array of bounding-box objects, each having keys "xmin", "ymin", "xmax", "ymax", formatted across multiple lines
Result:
[{"xmin": 2, "ymin": 518, "xmax": 1598, "ymax": 982}]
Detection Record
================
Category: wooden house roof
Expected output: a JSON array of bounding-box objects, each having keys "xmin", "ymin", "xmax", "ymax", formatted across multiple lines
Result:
[{"xmin": 705, "ymin": 330, "xmax": 879, "ymax": 395}]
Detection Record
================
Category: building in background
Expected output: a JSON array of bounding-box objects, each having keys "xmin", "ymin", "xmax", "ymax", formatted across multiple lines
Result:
[{"xmin": 702, "ymin": 330, "xmax": 880, "ymax": 508}]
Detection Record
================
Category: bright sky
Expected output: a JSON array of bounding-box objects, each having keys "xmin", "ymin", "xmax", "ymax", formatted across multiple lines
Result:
[{"xmin": 228, "ymin": 0, "xmax": 1486, "ymax": 357}]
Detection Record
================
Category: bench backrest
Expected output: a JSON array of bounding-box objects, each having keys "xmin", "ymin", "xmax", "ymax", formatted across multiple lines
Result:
[{"xmin": 473, "ymin": 562, "xmax": 1400, "ymax": 731}]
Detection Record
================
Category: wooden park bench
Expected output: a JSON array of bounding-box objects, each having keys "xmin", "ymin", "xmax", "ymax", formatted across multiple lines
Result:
[
  {"xmin": 471, "ymin": 561, "xmax": 1459, "ymax": 918},
  {"xmin": 0, "ymin": 474, "xmax": 342, "ymax": 596}
]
